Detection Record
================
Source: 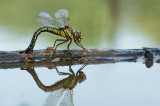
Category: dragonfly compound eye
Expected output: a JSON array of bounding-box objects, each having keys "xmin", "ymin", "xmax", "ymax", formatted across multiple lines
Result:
[
  {"xmin": 74, "ymin": 30, "xmax": 83, "ymax": 42},
  {"xmin": 80, "ymin": 33, "xmax": 83, "ymax": 39}
]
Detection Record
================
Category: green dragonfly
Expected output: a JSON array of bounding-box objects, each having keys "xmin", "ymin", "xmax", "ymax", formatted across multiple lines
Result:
[{"xmin": 21, "ymin": 9, "xmax": 85, "ymax": 54}]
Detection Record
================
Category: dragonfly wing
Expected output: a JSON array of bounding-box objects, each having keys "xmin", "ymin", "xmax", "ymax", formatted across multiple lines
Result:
[
  {"xmin": 44, "ymin": 88, "xmax": 64, "ymax": 106},
  {"xmin": 59, "ymin": 89, "xmax": 74, "ymax": 106},
  {"xmin": 36, "ymin": 11, "xmax": 61, "ymax": 28},
  {"xmin": 55, "ymin": 9, "xmax": 69, "ymax": 27},
  {"xmin": 39, "ymin": 11, "xmax": 53, "ymax": 20},
  {"xmin": 55, "ymin": 9, "xmax": 69, "ymax": 18}
]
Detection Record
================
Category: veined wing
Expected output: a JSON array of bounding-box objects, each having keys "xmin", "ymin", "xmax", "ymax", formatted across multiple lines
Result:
[
  {"xmin": 44, "ymin": 88, "xmax": 64, "ymax": 106},
  {"xmin": 36, "ymin": 11, "xmax": 61, "ymax": 28},
  {"xmin": 55, "ymin": 9, "xmax": 69, "ymax": 27},
  {"xmin": 59, "ymin": 89, "xmax": 74, "ymax": 106}
]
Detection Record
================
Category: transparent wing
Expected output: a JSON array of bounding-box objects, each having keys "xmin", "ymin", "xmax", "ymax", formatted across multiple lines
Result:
[
  {"xmin": 36, "ymin": 11, "xmax": 61, "ymax": 28},
  {"xmin": 55, "ymin": 9, "xmax": 69, "ymax": 18},
  {"xmin": 44, "ymin": 88, "xmax": 64, "ymax": 106},
  {"xmin": 59, "ymin": 89, "xmax": 74, "ymax": 106},
  {"xmin": 55, "ymin": 9, "xmax": 69, "ymax": 27}
]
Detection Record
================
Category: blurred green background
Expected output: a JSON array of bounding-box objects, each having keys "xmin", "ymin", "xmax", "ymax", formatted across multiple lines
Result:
[{"xmin": 0, "ymin": 0, "xmax": 160, "ymax": 50}]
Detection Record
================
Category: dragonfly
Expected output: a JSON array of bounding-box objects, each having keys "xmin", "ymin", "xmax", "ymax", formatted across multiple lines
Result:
[{"xmin": 21, "ymin": 9, "xmax": 85, "ymax": 54}]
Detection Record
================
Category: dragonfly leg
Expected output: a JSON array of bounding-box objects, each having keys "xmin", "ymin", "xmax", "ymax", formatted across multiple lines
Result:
[
  {"xmin": 73, "ymin": 38, "xmax": 86, "ymax": 50},
  {"xmin": 69, "ymin": 66, "xmax": 75, "ymax": 75},
  {"xmin": 53, "ymin": 39, "xmax": 68, "ymax": 49},
  {"xmin": 53, "ymin": 39, "xmax": 69, "ymax": 54},
  {"xmin": 67, "ymin": 39, "xmax": 72, "ymax": 55},
  {"xmin": 78, "ymin": 64, "xmax": 87, "ymax": 71},
  {"xmin": 78, "ymin": 42, "xmax": 86, "ymax": 50},
  {"xmin": 55, "ymin": 65, "xmax": 71, "ymax": 75}
]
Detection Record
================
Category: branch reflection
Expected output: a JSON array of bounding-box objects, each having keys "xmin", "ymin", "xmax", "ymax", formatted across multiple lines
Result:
[
  {"xmin": 22, "ymin": 64, "xmax": 87, "ymax": 106},
  {"xmin": 144, "ymin": 50, "xmax": 154, "ymax": 68}
]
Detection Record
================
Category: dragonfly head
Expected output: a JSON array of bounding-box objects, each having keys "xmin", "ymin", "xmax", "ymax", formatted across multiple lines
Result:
[
  {"xmin": 77, "ymin": 71, "xmax": 86, "ymax": 83},
  {"xmin": 74, "ymin": 30, "xmax": 84, "ymax": 42}
]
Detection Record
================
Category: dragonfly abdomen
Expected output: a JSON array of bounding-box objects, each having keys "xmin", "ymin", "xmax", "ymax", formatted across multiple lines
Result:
[{"xmin": 23, "ymin": 26, "xmax": 60, "ymax": 53}]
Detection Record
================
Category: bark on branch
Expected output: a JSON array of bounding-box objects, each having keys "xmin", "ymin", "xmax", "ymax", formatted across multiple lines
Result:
[{"xmin": 0, "ymin": 48, "xmax": 159, "ymax": 69}]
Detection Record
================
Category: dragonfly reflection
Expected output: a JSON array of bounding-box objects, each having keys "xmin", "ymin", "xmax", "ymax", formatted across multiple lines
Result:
[{"xmin": 22, "ymin": 64, "xmax": 86, "ymax": 106}]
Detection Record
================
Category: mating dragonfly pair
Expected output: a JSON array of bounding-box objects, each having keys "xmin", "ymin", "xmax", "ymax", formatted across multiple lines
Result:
[{"xmin": 21, "ymin": 9, "xmax": 85, "ymax": 54}]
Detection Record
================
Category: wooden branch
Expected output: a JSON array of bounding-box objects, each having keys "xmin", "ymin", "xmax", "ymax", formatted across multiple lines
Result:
[{"xmin": 0, "ymin": 48, "xmax": 159, "ymax": 69}]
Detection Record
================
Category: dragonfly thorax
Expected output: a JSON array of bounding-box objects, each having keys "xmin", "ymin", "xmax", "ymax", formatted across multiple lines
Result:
[{"xmin": 74, "ymin": 30, "xmax": 84, "ymax": 42}]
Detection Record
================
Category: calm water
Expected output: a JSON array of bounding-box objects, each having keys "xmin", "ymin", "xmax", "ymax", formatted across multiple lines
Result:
[
  {"xmin": 0, "ymin": 0, "xmax": 160, "ymax": 106},
  {"xmin": 1, "ymin": 63, "xmax": 160, "ymax": 106}
]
